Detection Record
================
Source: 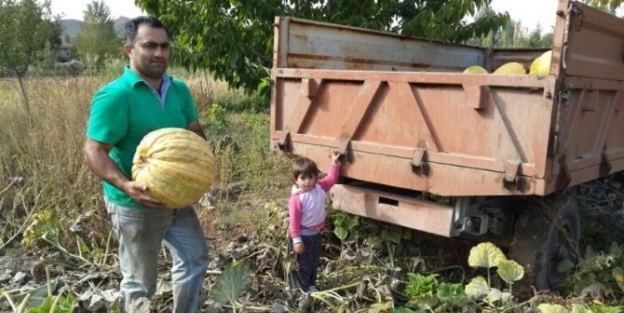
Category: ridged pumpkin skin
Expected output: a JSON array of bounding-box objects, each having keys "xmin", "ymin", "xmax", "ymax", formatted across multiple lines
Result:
[{"xmin": 132, "ymin": 128, "xmax": 216, "ymax": 209}]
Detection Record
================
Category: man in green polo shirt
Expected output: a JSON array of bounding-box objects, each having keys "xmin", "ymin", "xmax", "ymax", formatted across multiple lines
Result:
[{"xmin": 83, "ymin": 16, "xmax": 208, "ymax": 313}]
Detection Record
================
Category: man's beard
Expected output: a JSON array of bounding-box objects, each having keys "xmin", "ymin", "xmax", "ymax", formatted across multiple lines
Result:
[{"xmin": 142, "ymin": 62, "xmax": 167, "ymax": 78}]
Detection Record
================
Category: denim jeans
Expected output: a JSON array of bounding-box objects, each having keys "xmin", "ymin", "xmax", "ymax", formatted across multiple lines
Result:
[{"xmin": 105, "ymin": 199, "xmax": 209, "ymax": 313}]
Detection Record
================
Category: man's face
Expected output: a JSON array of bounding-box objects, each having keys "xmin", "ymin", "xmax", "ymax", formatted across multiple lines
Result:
[{"xmin": 125, "ymin": 24, "xmax": 170, "ymax": 79}]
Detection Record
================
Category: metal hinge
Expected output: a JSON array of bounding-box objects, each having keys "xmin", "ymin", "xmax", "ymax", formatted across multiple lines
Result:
[
  {"xmin": 411, "ymin": 147, "xmax": 428, "ymax": 177},
  {"xmin": 558, "ymin": 83, "xmax": 572, "ymax": 102},
  {"xmin": 503, "ymin": 161, "xmax": 521, "ymax": 190}
]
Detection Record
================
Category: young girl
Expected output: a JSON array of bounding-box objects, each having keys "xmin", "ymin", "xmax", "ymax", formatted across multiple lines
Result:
[{"xmin": 288, "ymin": 151, "xmax": 341, "ymax": 293}]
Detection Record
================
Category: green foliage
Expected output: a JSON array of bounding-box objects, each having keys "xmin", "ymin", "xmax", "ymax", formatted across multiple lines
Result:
[
  {"xmin": 0, "ymin": 0, "xmax": 61, "ymax": 73},
  {"xmin": 74, "ymin": 1, "xmax": 122, "ymax": 73},
  {"xmin": 404, "ymin": 273, "xmax": 469, "ymax": 310},
  {"xmin": 566, "ymin": 242, "xmax": 624, "ymax": 297},
  {"xmin": 134, "ymin": 0, "xmax": 508, "ymax": 94},
  {"xmin": 204, "ymin": 103, "xmax": 229, "ymax": 135},
  {"xmin": 212, "ymin": 91, "xmax": 268, "ymax": 113},
  {"xmin": 0, "ymin": 0, "xmax": 62, "ymax": 75},
  {"xmin": 0, "ymin": 0, "xmax": 62, "ymax": 112},
  {"xmin": 406, "ymin": 273, "xmax": 438, "ymax": 299},
  {"xmin": 582, "ymin": 0, "xmax": 624, "ymax": 14},
  {"xmin": 331, "ymin": 211, "xmax": 411, "ymax": 248},
  {"xmin": 26, "ymin": 293, "xmax": 76, "ymax": 313},
  {"xmin": 465, "ymin": 7, "xmax": 553, "ymax": 48}
]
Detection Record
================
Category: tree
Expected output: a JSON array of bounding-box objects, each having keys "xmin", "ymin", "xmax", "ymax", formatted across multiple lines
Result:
[
  {"xmin": 135, "ymin": 0, "xmax": 509, "ymax": 94},
  {"xmin": 0, "ymin": 0, "xmax": 62, "ymax": 113},
  {"xmin": 465, "ymin": 6, "xmax": 553, "ymax": 49},
  {"xmin": 582, "ymin": 0, "xmax": 624, "ymax": 14},
  {"xmin": 73, "ymin": 1, "xmax": 120, "ymax": 73}
]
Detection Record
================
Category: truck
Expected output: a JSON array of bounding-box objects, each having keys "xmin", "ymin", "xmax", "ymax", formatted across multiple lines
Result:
[{"xmin": 269, "ymin": 0, "xmax": 624, "ymax": 294}]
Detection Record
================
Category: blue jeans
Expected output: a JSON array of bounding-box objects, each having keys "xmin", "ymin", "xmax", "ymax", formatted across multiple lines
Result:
[{"xmin": 105, "ymin": 199, "xmax": 209, "ymax": 313}]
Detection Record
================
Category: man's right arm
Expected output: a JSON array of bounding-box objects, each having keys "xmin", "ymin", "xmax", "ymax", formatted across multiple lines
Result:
[
  {"xmin": 83, "ymin": 138, "xmax": 163, "ymax": 208},
  {"xmin": 83, "ymin": 138, "xmax": 130, "ymax": 191}
]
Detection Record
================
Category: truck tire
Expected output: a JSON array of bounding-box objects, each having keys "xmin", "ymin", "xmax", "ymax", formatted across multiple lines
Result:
[{"xmin": 506, "ymin": 193, "xmax": 581, "ymax": 297}]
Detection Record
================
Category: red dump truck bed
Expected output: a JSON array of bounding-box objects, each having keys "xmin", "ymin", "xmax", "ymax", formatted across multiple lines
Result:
[{"xmin": 270, "ymin": 0, "xmax": 624, "ymax": 198}]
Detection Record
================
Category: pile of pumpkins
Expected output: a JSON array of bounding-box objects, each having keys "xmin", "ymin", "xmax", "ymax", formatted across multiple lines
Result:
[{"xmin": 463, "ymin": 50, "xmax": 552, "ymax": 75}]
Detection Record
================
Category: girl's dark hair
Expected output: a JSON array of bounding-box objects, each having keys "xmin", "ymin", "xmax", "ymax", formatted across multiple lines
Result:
[
  {"xmin": 292, "ymin": 157, "xmax": 320, "ymax": 179},
  {"xmin": 124, "ymin": 16, "xmax": 171, "ymax": 46}
]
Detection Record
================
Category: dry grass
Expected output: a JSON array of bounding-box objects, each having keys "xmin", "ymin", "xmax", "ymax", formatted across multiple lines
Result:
[{"xmin": 0, "ymin": 71, "xmax": 289, "ymax": 256}]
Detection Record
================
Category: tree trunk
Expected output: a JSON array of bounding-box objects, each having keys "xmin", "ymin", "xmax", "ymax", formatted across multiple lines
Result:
[
  {"xmin": 203, "ymin": 69, "xmax": 212, "ymax": 109},
  {"xmin": 327, "ymin": 0, "xmax": 335, "ymax": 15},
  {"xmin": 16, "ymin": 73, "xmax": 30, "ymax": 114}
]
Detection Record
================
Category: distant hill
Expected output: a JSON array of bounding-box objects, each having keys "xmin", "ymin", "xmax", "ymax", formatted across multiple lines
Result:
[{"xmin": 60, "ymin": 17, "xmax": 132, "ymax": 39}]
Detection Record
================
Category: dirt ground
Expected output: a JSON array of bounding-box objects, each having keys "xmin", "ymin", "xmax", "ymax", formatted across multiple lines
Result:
[{"xmin": 2, "ymin": 173, "xmax": 624, "ymax": 312}]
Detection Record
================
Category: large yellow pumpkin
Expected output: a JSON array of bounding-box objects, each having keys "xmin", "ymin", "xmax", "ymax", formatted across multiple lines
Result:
[{"xmin": 132, "ymin": 128, "xmax": 216, "ymax": 209}]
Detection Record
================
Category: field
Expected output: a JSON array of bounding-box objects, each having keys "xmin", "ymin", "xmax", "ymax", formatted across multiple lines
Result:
[{"xmin": 2, "ymin": 69, "xmax": 624, "ymax": 313}]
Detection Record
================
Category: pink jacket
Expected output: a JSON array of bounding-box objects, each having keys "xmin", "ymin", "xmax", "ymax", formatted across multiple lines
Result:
[{"xmin": 289, "ymin": 164, "xmax": 340, "ymax": 244}]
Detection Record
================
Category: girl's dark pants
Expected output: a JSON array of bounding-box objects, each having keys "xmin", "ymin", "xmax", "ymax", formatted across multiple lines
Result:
[{"xmin": 289, "ymin": 233, "xmax": 322, "ymax": 292}]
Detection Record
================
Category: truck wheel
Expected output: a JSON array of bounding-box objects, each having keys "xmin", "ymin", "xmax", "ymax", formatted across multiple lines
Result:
[{"xmin": 506, "ymin": 193, "xmax": 581, "ymax": 297}]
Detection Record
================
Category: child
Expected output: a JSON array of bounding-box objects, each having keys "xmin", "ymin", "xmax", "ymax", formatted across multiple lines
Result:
[{"xmin": 288, "ymin": 151, "xmax": 341, "ymax": 293}]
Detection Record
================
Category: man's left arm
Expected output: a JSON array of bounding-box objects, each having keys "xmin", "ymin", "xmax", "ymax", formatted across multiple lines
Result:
[
  {"xmin": 179, "ymin": 80, "xmax": 208, "ymax": 141},
  {"xmin": 187, "ymin": 120, "xmax": 207, "ymax": 141}
]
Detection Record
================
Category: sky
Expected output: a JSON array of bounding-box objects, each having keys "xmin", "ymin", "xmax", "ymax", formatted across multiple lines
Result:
[{"xmin": 49, "ymin": 0, "xmax": 561, "ymax": 33}]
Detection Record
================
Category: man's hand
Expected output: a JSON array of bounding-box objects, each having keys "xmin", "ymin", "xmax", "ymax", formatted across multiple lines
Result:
[
  {"xmin": 84, "ymin": 138, "xmax": 164, "ymax": 209},
  {"xmin": 294, "ymin": 242, "xmax": 305, "ymax": 254},
  {"xmin": 121, "ymin": 181, "xmax": 164, "ymax": 209}
]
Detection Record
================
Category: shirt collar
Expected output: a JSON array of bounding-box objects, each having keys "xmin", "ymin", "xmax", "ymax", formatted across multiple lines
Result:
[{"xmin": 123, "ymin": 66, "xmax": 171, "ymax": 88}]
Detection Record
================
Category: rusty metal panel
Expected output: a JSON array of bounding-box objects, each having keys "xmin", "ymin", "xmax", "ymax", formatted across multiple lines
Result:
[
  {"xmin": 273, "ymin": 17, "xmax": 487, "ymax": 73},
  {"xmin": 551, "ymin": 79, "xmax": 624, "ymax": 191},
  {"xmin": 563, "ymin": 1, "xmax": 624, "ymax": 80},
  {"xmin": 272, "ymin": 69, "xmax": 556, "ymax": 196},
  {"xmin": 330, "ymin": 184, "xmax": 455, "ymax": 237}
]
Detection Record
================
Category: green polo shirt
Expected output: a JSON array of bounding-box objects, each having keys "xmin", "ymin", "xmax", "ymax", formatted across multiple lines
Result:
[{"xmin": 86, "ymin": 66, "xmax": 199, "ymax": 208}]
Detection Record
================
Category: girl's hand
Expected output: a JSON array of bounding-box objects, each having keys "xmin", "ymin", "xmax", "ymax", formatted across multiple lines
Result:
[
  {"xmin": 332, "ymin": 150, "xmax": 342, "ymax": 165},
  {"xmin": 294, "ymin": 242, "xmax": 305, "ymax": 254}
]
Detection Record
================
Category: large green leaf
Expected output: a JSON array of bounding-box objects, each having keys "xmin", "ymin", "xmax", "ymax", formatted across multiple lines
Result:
[
  {"xmin": 334, "ymin": 226, "xmax": 349, "ymax": 241},
  {"xmin": 367, "ymin": 301, "xmax": 394, "ymax": 313},
  {"xmin": 210, "ymin": 260, "xmax": 252, "ymax": 305},
  {"xmin": 464, "ymin": 276, "xmax": 489, "ymax": 300},
  {"xmin": 570, "ymin": 304, "xmax": 594, "ymax": 313},
  {"xmin": 539, "ymin": 304, "xmax": 570, "ymax": 313},
  {"xmin": 468, "ymin": 242, "xmax": 506, "ymax": 269},
  {"xmin": 496, "ymin": 259, "xmax": 524, "ymax": 284},
  {"xmin": 436, "ymin": 283, "xmax": 467, "ymax": 306}
]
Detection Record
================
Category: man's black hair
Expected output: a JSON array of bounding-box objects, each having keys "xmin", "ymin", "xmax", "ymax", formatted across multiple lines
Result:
[{"xmin": 124, "ymin": 16, "xmax": 171, "ymax": 46}]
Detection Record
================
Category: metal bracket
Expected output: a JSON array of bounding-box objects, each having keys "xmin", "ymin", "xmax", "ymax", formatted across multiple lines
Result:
[
  {"xmin": 410, "ymin": 147, "xmax": 428, "ymax": 177},
  {"xmin": 277, "ymin": 131, "xmax": 291, "ymax": 152},
  {"xmin": 558, "ymin": 83, "xmax": 572, "ymax": 102},
  {"xmin": 556, "ymin": 155, "xmax": 572, "ymax": 191},
  {"xmin": 599, "ymin": 150, "xmax": 612, "ymax": 177},
  {"xmin": 300, "ymin": 78, "xmax": 318, "ymax": 98},
  {"xmin": 338, "ymin": 138, "xmax": 350, "ymax": 155},
  {"xmin": 571, "ymin": 2, "xmax": 585, "ymax": 31},
  {"xmin": 503, "ymin": 161, "xmax": 521, "ymax": 190},
  {"xmin": 463, "ymin": 85, "xmax": 489, "ymax": 110}
]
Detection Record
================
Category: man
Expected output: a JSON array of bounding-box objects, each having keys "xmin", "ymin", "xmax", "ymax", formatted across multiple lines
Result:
[{"xmin": 83, "ymin": 16, "xmax": 209, "ymax": 313}]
